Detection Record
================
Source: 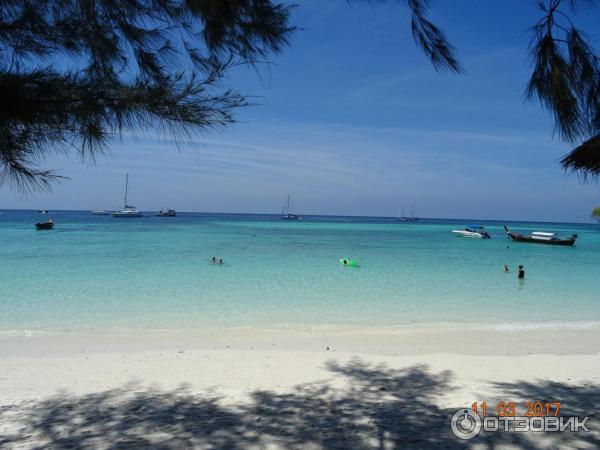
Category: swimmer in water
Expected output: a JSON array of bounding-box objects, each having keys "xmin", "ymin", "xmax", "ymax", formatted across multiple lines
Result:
[
  {"xmin": 517, "ymin": 265, "xmax": 525, "ymax": 279},
  {"xmin": 219, "ymin": 258, "xmax": 223, "ymax": 265},
  {"xmin": 503, "ymin": 264, "xmax": 509, "ymax": 272},
  {"xmin": 211, "ymin": 256, "xmax": 216, "ymax": 264}
]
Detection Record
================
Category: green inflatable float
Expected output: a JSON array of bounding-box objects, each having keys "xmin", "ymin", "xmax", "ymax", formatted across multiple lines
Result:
[{"xmin": 339, "ymin": 258, "xmax": 359, "ymax": 267}]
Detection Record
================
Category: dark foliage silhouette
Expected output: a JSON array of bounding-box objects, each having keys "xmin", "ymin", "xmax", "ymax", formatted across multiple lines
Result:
[{"xmin": 0, "ymin": 0, "xmax": 294, "ymax": 190}]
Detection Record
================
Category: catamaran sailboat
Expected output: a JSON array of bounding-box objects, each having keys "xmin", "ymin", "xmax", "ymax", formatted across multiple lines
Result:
[
  {"xmin": 112, "ymin": 174, "xmax": 143, "ymax": 218},
  {"xmin": 281, "ymin": 195, "xmax": 298, "ymax": 220}
]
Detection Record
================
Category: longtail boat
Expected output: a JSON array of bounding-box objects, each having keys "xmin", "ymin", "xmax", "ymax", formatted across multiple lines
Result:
[{"xmin": 503, "ymin": 225, "xmax": 576, "ymax": 246}]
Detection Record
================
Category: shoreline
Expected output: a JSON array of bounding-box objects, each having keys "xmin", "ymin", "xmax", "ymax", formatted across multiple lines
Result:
[{"xmin": 2, "ymin": 321, "xmax": 600, "ymax": 357}]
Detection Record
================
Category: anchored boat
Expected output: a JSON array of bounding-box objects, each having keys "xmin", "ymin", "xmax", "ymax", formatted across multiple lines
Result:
[
  {"xmin": 35, "ymin": 219, "xmax": 54, "ymax": 230},
  {"xmin": 398, "ymin": 203, "xmax": 418, "ymax": 222},
  {"xmin": 281, "ymin": 195, "xmax": 298, "ymax": 220},
  {"xmin": 112, "ymin": 174, "xmax": 143, "ymax": 218},
  {"xmin": 157, "ymin": 209, "xmax": 176, "ymax": 217},
  {"xmin": 452, "ymin": 225, "xmax": 491, "ymax": 239},
  {"xmin": 503, "ymin": 225, "xmax": 577, "ymax": 246}
]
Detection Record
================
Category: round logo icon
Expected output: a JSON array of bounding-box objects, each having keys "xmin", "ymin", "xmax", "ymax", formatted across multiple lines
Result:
[{"xmin": 450, "ymin": 408, "xmax": 481, "ymax": 440}]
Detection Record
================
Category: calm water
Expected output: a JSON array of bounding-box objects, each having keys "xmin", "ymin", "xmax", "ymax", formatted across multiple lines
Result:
[{"xmin": 1, "ymin": 210, "xmax": 599, "ymax": 333}]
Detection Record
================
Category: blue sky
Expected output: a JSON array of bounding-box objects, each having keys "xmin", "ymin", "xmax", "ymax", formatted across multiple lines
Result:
[{"xmin": 2, "ymin": 0, "xmax": 600, "ymax": 221}]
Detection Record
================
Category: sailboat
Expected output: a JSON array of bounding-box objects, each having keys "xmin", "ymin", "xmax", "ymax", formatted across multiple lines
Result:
[
  {"xmin": 398, "ymin": 203, "xmax": 410, "ymax": 222},
  {"xmin": 281, "ymin": 195, "xmax": 298, "ymax": 220},
  {"xmin": 409, "ymin": 204, "xmax": 419, "ymax": 221},
  {"xmin": 112, "ymin": 174, "xmax": 143, "ymax": 218},
  {"xmin": 398, "ymin": 202, "xmax": 418, "ymax": 222}
]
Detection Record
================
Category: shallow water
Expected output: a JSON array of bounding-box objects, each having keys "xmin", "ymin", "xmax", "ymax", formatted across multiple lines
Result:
[{"xmin": 1, "ymin": 210, "xmax": 599, "ymax": 332}]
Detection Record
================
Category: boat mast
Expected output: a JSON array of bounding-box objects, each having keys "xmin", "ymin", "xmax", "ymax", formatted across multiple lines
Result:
[
  {"xmin": 124, "ymin": 173, "xmax": 129, "ymax": 208},
  {"xmin": 282, "ymin": 194, "xmax": 290, "ymax": 215}
]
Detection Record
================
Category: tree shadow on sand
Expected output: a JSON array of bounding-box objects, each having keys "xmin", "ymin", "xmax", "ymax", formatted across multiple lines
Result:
[{"xmin": 1, "ymin": 358, "xmax": 598, "ymax": 449}]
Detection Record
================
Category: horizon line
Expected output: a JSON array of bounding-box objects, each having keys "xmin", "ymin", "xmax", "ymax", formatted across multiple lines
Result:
[{"xmin": 1, "ymin": 208, "xmax": 596, "ymax": 226}]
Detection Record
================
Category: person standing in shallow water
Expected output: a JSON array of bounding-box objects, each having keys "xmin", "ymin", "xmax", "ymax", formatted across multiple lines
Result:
[{"xmin": 518, "ymin": 265, "xmax": 525, "ymax": 279}]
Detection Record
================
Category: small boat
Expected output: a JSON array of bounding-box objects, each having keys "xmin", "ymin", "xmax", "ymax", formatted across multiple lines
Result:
[
  {"xmin": 398, "ymin": 203, "xmax": 418, "ymax": 222},
  {"xmin": 452, "ymin": 225, "xmax": 491, "ymax": 239},
  {"xmin": 156, "ymin": 209, "xmax": 176, "ymax": 217},
  {"xmin": 281, "ymin": 194, "xmax": 298, "ymax": 220},
  {"xmin": 398, "ymin": 203, "xmax": 409, "ymax": 222},
  {"xmin": 503, "ymin": 225, "xmax": 577, "ymax": 246},
  {"xmin": 113, "ymin": 206, "xmax": 143, "ymax": 218},
  {"xmin": 409, "ymin": 204, "xmax": 418, "ymax": 222},
  {"xmin": 38, "ymin": 209, "xmax": 48, "ymax": 214},
  {"xmin": 91, "ymin": 210, "xmax": 110, "ymax": 215},
  {"xmin": 35, "ymin": 219, "xmax": 54, "ymax": 230},
  {"xmin": 112, "ymin": 174, "xmax": 143, "ymax": 218}
]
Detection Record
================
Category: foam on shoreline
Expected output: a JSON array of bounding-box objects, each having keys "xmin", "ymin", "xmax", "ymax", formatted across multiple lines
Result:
[{"xmin": 2, "ymin": 320, "xmax": 600, "ymax": 358}]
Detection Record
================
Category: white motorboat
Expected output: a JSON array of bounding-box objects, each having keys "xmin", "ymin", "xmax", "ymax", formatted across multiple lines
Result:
[
  {"xmin": 452, "ymin": 225, "xmax": 491, "ymax": 239},
  {"xmin": 156, "ymin": 209, "xmax": 176, "ymax": 217},
  {"xmin": 112, "ymin": 174, "xmax": 143, "ymax": 218},
  {"xmin": 91, "ymin": 210, "xmax": 110, "ymax": 215}
]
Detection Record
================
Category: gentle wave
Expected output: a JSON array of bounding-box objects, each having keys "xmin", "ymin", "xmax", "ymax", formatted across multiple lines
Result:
[
  {"xmin": 0, "ymin": 329, "xmax": 35, "ymax": 339},
  {"xmin": 2, "ymin": 321, "xmax": 600, "ymax": 337},
  {"xmin": 492, "ymin": 321, "xmax": 600, "ymax": 332}
]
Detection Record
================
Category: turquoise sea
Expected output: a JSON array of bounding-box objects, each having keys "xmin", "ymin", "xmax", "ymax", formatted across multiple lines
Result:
[{"xmin": 1, "ymin": 210, "xmax": 599, "ymax": 333}]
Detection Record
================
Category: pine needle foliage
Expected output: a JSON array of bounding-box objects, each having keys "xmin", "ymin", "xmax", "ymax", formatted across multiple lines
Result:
[{"xmin": 0, "ymin": 0, "xmax": 295, "ymax": 190}]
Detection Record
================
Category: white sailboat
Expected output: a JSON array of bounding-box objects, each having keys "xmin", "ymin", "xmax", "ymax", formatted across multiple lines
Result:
[
  {"xmin": 409, "ymin": 204, "xmax": 419, "ymax": 221},
  {"xmin": 398, "ymin": 202, "xmax": 418, "ymax": 222},
  {"xmin": 112, "ymin": 174, "xmax": 143, "ymax": 218},
  {"xmin": 280, "ymin": 194, "xmax": 298, "ymax": 220}
]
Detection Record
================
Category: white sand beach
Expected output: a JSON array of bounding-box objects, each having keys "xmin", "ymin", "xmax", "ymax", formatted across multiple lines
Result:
[{"xmin": 1, "ymin": 325, "xmax": 600, "ymax": 449}]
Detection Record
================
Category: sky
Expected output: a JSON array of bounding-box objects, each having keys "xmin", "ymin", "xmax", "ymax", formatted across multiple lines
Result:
[{"xmin": 2, "ymin": 0, "xmax": 600, "ymax": 222}]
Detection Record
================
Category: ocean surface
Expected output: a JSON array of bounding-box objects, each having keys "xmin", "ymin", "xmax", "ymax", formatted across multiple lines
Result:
[{"xmin": 1, "ymin": 210, "xmax": 599, "ymax": 333}]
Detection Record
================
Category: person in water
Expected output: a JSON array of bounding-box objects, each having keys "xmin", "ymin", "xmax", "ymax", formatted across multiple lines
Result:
[
  {"xmin": 342, "ymin": 259, "xmax": 349, "ymax": 265},
  {"xmin": 211, "ymin": 256, "xmax": 216, "ymax": 264},
  {"xmin": 219, "ymin": 258, "xmax": 223, "ymax": 265},
  {"xmin": 503, "ymin": 264, "xmax": 510, "ymax": 272},
  {"xmin": 518, "ymin": 265, "xmax": 525, "ymax": 279}
]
